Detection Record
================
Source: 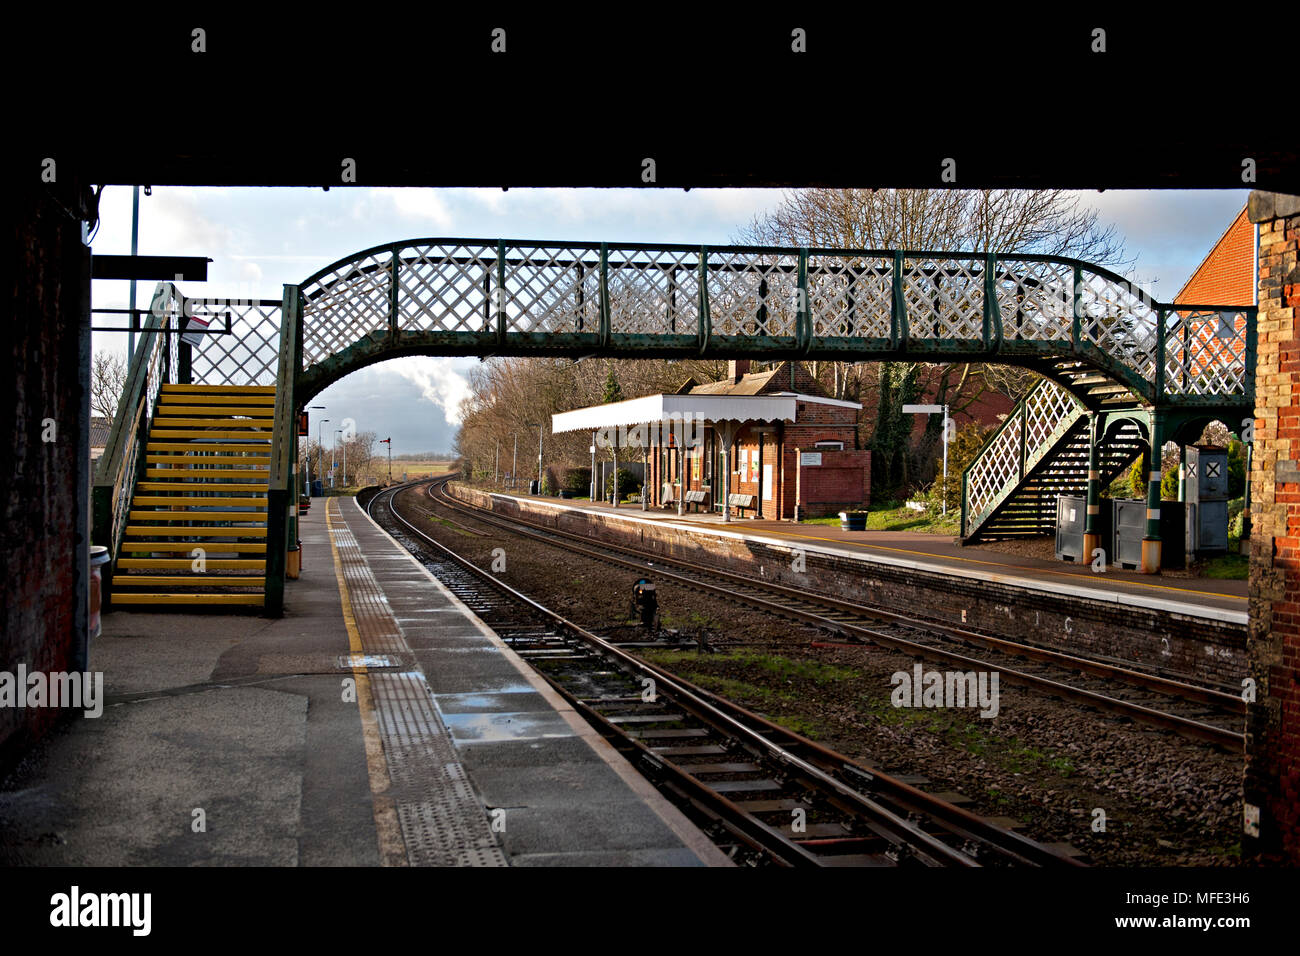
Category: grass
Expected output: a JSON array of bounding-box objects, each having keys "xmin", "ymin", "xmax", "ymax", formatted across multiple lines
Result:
[
  {"xmin": 1199, "ymin": 553, "xmax": 1248, "ymax": 580},
  {"xmin": 658, "ymin": 610, "xmax": 717, "ymax": 631},
  {"xmin": 642, "ymin": 648, "xmax": 860, "ymax": 684},
  {"xmin": 800, "ymin": 501, "xmax": 960, "ymax": 535},
  {"xmin": 682, "ymin": 674, "xmax": 796, "ymax": 704},
  {"xmin": 859, "ymin": 693, "xmax": 1075, "ymax": 777},
  {"xmin": 429, "ymin": 516, "xmax": 474, "ymax": 537}
]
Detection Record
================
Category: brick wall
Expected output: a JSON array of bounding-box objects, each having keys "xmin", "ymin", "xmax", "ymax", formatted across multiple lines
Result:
[
  {"xmin": 1244, "ymin": 192, "xmax": 1300, "ymax": 862},
  {"xmin": 2, "ymin": 179, "xmax": 93, "ymax": 774},
  {"xmin": 795, "ymin": 449, "xmax": 871, "ymax": 516}
]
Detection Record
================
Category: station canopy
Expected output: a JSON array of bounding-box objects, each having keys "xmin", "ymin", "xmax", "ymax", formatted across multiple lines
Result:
[{"xmin": 551, "ymin": 392, "xmax": 860, "ymax": 443}]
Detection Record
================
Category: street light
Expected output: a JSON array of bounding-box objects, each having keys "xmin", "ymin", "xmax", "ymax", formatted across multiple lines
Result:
[
  {"xmin": 318, "ymin": 418, "xmax": 330, "ymax": 493},
  {"xmin": 334, "ymin": 428, "xmax": 342, "ymax": 489},
  {"xmin": 902, "ymin": 403, "xmax": 952, "ymax": 515},
  {"xmin": 526, "ymin": 422, "xmax": 542, "ymax": 493},
  {"xmin": 305, "ymin": 406, "xmax": 325, "ymax": 495}
]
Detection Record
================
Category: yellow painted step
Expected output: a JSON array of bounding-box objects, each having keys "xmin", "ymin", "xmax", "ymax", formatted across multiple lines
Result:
[
  {"xmin": 129, "ymin": 511, "xmax": 268, "ymax": 522},
  {"xmin": 112, "ymin": 593, "xmax": 265, "ymax": 606},
  {"xmin": 120, "ymin": 542, "xmax": 267, "ymax": 552},
  {"xmin": 158, "ymin": 393, "xmax": 276, "ymax": 406},
  {"xmin": 114, "ymin": 576, "xmax": 266, "ymax": 587},
  {"xmin": 160, "ymin": 384, "xmax": 276, "ymax": 394},
  {"xmin": 145, "ymin": 468, "xmax": 269, "ymax": 479},
  {"xmin": 131, "ymin": 496, "xmax": 269, "ymax": 507},
  {"xmin": 150, "ymin": 430, "xmax": 274, "ymax": 440},
  {"xmin": 149, "ymin": 417, "xmax": 273, "ymax": 428},
  {"xmin": 136, "ymin": 482, "xmax": 268, "ymax": 492},
  {"xmin": 125, "ymin": 526, "xmax": 267, "ymax": 537},
  {"xmin": 146, "ymin": 460, "xmax": 270, "ymax": 468},
  {"xmin": 117, "ymin": 558, "xmax": 265, "ymax": 569},
  {"xmin": 147, "ymin": 443, "xmax": 271, "ymax": 453},
  {"xmin": 156, "ymin": 405, "xmax": 278, "ymax": 417}
]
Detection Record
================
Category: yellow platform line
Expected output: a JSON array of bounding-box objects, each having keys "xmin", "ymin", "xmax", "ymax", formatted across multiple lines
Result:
[{"xmin": 325, "ymin": 498, "xmax": 408, "ymax": 867}]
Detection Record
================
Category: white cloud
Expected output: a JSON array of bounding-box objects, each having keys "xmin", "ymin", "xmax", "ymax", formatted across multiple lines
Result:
[
  {"xmin": 370, "ymin": 188, "xmax": 455, "ymax": 229},
  {"xmin": 387, "ymin": 356, "xmax": 474, "ymax": 425}
]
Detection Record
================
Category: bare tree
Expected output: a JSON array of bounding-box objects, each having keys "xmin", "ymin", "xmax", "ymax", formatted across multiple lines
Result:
[
  {"xmin": 737, "ymin": 188, "xmax": 1132, "ymax": 495},
  {"xmin": 91, "ymin": 351, "xmax": 129, "ymax": 420}
]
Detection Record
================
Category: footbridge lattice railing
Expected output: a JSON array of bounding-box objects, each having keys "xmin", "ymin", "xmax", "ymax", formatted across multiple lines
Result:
[{"xmin": 961, "ymin": 378, "xmax": 1087, "ymax": 536}]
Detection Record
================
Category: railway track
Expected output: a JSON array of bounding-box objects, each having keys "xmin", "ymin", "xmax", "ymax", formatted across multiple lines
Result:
[
  {"xmin": 426, "ymin": 478, "xmax": 1246, "ymax": 750},
  {"xmin": 368, "ymin": 481, "xmax": 1085, "ymax": 868}
]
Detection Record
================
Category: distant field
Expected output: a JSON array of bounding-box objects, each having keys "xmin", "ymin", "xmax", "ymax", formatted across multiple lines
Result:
[{"xmin": 386, "ymin": 460, "xmax": 455, "ymax": 480}]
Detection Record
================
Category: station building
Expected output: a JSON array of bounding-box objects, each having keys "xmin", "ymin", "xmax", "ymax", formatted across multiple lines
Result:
[{"xmin": 552, "ymin": 360, "xmax": 869, "ymax": 520}]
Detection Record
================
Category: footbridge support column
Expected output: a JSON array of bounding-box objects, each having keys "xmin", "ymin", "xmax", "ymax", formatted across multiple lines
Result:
[
  {"xmin": 1140, "ymin": 411, "xmax": 1166, "ymax": 574},
  {"xmin": 1083, "ymin": 413, "xmax": 1102, "ymax": 561}
]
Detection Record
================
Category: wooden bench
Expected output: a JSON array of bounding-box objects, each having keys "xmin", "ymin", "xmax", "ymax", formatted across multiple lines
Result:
[
  {"xmin": 727, "ymin": 493, "xmax": 757, "ymax": 517},
  {"xmin": 684, "ymin": 490, "xmax": 708, "ymax": 513}
]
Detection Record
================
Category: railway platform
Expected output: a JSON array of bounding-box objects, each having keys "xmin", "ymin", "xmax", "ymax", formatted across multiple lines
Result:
[
  {"xmin": 472, "ymin": 490, "xmax": 1247, "ymax": 624},
  {"xmin": 0, "ymin": 497, "xmax": 726, "ymax": 867}
]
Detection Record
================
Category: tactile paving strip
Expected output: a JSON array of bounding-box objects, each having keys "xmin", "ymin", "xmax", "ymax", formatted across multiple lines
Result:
[{"xmin": 330, "ymin": 502, "xmax": 507, "ymax": 867}]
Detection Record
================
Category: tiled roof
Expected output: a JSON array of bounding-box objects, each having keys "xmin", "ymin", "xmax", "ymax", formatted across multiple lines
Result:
[
  {"xmin": 90, "ymin": 417, "xmax": 112, "ymax": 449},
  {"xmin": 689, "ymin": 368, "xmax": 780, "ymax": 396}
]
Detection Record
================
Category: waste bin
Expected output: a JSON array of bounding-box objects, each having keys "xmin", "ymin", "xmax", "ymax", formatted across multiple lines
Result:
[
  {"xmin": 1055, "ymin": 495, "xmax": 1087, "ymax": 561},
  {"xmin": 311, "ymin": 479, "xmax": 324, "ymax": 497},
  {"xmin": 839, "ymin": 511, "xmax": 867, "ymax": 531},
  {"xmin": 1056, "ymin": 495, "xmax": 1113, "ymax": 564},
  {"xmin": 529, "ymin": 480, "xmax": 539, "ymax": 495},
  {"xmin": 1112, "ymin": 498, "xmax": 1185, "ymax": 570}
]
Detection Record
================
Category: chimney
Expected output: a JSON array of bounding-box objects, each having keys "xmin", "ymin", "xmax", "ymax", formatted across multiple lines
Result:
[{"xmin": 728, "ymin": 359, "xmax": 750, "ymax": 383}]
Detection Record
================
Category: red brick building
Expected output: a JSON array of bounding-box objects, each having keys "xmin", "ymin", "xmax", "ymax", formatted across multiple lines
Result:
[
  {"xmin": 1175, "ymin": 205, "xmax": 1256, "ymax": 306},
  {"xmin": 551, "ymin": 360, "xmax": 870, "ymax": 520}
]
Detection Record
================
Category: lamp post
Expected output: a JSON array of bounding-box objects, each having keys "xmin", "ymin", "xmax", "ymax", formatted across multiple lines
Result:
[
  {"xmin": 305, "ymin": 406, "xmax": 325, "ymax": 495},
  {"xmin": 902, "ymin": 403, "xmax": 952, "ymax": 515},
  {"xmin": 334, "ymin": 428, "xmax": 342, "ymax": 489},
  {"xmin": 512, "ymin": 433, "xmax": 518, "ymax": 490},
  {"xmin": 318, "ymin": 418, "xmax": 329, "ymax": 493},
  {"xmin": 526, "ymin": 422, "xmax": 542, "ymax": 493}
]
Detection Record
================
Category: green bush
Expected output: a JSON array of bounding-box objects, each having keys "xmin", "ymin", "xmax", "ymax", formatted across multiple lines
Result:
[
  {"xmin": 1126, "ymin": 458, "xmax": 1144, "ymax": 499},
  {"xmin": 604, "ymin": 468, "xmax": 642, "ymax": 500},
  {"xmin": 1228, "ymin": 495, "xmax": 1246, "ymax": 538},
  {"xmin": 1227, "ymin": 440, "xmax": 1247, "ymax": 499},
  {"xmin": 1161, "ymin": 467, "xmax": 1179, "ymax": 501},
  {"xmin": 563, "ymin": 467, "xmax": 592, "ymax": 495},
  {"xmin": 931, "ymin": 422, "xmax": 991, "ymax": 513}
]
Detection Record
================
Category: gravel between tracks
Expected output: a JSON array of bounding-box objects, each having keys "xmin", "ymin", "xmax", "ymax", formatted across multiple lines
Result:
[{"xmin": 393, "ymin": 483, "xmax": 1245, "ymax": 866}]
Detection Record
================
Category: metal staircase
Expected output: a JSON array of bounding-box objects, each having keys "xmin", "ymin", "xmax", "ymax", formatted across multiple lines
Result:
[
  {"xmin": 961, "ymin": 378, "xmax": 1146, "ymax": 542},
  {"xmin": 111, "ymin": 384, "xmax": 274, "ymax": 606}
]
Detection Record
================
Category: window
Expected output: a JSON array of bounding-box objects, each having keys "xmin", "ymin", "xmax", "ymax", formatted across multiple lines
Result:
[{"xmin": 814, "ymin": 440, "xmax": 844, "ymax": 450}]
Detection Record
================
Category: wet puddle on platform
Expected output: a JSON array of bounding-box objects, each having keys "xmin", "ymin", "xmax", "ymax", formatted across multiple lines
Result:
[{"xmin": 442, "ymin": 711, "xmax": 574, "ymax": 742}]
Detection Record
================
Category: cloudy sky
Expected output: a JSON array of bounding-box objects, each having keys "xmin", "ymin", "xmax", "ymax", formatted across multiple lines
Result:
[{"xmin": 89, "ymin": 187, "xmax": 1250, "ymax": 455}]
